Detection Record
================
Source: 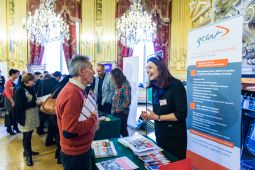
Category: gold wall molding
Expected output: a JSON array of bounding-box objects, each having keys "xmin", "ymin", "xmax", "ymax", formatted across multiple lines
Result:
[
  {"xmin": 189, "ymin": 0, "xmax": 212, "ymax": 28},
  {"xmin": 2, "ymin": 0, "xmax": 28, "ymax": 71},
  {"xmin": 80, "ymin": 0, "xmax": 96, "ymax": 63},
  {"xmin": 169, "ymin": 0, "xmax": 192, "ymax": 80},
  {"xmin": 0, "ymin": 0, "xmax": 7, "ymax": 61},
  {"xmin": 80, "ymin": 0, "xmax": 116, "ymax": 65}
]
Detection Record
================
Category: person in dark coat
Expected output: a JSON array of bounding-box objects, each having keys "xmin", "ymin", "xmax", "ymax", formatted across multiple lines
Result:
[
  {"xmin": 85, "ymin": 76, "xmax": 95, "ymax": 94},
  {"xmin": 33, "ymin": 72, "xmax": 42, "ymax": 96},
  {"xmin": 0, "ymin": 70, "xmax": 5, "ymax": 94},
  {"xmin": 49, "ymin": 75, "xmax": 71, "ymax": 164},
  {"xmin": 141, "ymin": 55, "xmax": 187, "ymax": 160},
  {"xmin": 15, "ymin": 73, "xmax": 42, "ymax": 166},
  {"xmin": 36, "ymin": 72, "xmax": 60, "ymax": 136}
]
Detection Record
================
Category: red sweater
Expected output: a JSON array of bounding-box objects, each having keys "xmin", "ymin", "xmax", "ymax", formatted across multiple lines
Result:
[
  {"xmin": 56, "ymin": 82, "xmax": 97, "ymax": 155},
  {"xmin": 3, "ymin": 79, "xmax": 14, "ymax": 101}
]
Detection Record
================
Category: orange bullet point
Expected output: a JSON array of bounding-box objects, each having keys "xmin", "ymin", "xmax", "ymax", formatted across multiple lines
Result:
[
  {"xmin": 190, "ymin": 69, "xmax": 196, "ymax": 76},
  {"xmin": 190, "ymin": 102, "xmax": 196, "ymax": 110}
]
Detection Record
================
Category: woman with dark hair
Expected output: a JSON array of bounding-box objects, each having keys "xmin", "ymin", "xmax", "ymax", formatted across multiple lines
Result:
[
  {"xmin": 15, "ymin": 73, "xmax": 42, "ymax": 166},
  {"xmin": 3, "ymin": 68, "xmax": 20, "ymax": 135},
  {"xmin": 111, "ymin": 68, "xmax": 131, "ymax": 137},
  {"xmin": 141, "ymin": 55, "xmax": 187, "ymax": 160}
]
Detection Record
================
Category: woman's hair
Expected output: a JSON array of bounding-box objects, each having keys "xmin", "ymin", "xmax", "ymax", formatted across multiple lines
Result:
[
  {"xmin": 110, "ymin": 68, "xmax": 127, "ymax": 89},
  {"xmin": 21, "ymin": 73, "xmax": 35, "ymax": 84},
  {"xmin": 147, "ymin": 55, "xmax": 174, "ymax": 88},
  {"xmin": 8, "ymin": 68, "xmax": 19, "ymax": 76}
]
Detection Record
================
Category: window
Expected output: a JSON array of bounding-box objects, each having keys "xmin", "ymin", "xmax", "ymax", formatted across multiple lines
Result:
[
  {"xmin": 42, "ymin": 41, "xmax": 68, "ymax": 74},
  {"xmin": 132, "ymin": 41, "xmax": 154, "ymax": 83}
]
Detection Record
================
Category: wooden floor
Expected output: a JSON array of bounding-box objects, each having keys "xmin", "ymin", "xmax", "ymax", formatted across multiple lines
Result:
[
  {"xmin": 0, "ymin": 118, "xmax": 63, "ymax": 170},
  {"xmin": 0, "ymin": 106, "xmax": 146, "ymax": 170}
]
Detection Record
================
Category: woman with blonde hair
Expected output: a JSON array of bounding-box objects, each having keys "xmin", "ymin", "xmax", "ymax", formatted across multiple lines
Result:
[{"xmin": 14, "ymin": 73, "xmax": 42, "ymax": 166}]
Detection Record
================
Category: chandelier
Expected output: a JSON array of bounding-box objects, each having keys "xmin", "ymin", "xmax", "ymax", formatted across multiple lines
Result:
[
  {"xmin": 25, "ymin": 0, "xmax": 69, "ymax": 45},
  {"xmin": 116, "ymin": 0, "xmax": 157, "ymax": 48}
]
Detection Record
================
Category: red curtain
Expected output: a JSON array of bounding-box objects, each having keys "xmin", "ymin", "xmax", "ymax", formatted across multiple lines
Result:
[
  {"xmin": 27, "ymin": 0, "xmax": 80, "ymax": 66},
  {"xmin": 152, "ymin": 13, "xmax": 169, "ymax": 62},
  {"xmin": 145, "ymin": 0, "xmax": 171, "ymax": 62},
  {"xmin": 55, "ymin": 0, "xmax": 81, "ymax": 66},
  {"xmin": 61, "ymin": 14, "xmax": 77, "ymax": 65},
  {"xmin": 30, "ymin": 43, "xmax": 45, "ymax": 64},
  {"xmin": 116, "ymin": 0, "xmax": 171, "ymax": 67},
  {"xmin": 28, "ymin": 0, "xmax": 45, "ymax": 65},
  {"xmin": 116, "ymin": 0, "xmax": 133, "ymax": 68}
]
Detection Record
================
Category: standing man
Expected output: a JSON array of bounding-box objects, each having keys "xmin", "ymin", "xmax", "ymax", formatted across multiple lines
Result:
[
  {"xmin": 33, "ymin": 72, "xmax": 42, "ymax": 96},
  {"xmin": 37, "ymin": 71, "xmax": 61, "ymax": 136},
  {"xmin": 56, "ymin": 54, "xmax": 98, "ymax": 169},
  {"xmin": 94, "ymin": 63, "xmax": 115, "ymax": 114},
  {"xmin": 0, "ymin": 70, "xmax": 5, "ymax": 93}
]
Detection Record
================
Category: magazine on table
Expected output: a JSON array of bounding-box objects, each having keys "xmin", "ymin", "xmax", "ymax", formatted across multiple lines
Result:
[
  {"xmin": 92, "ymin": 139, "xmax": 118, "ymax": 158},
  {"xmin": 144, "ymin": 159, "xmax": 170, "ymax": 170},
  {"xmin": 118, "ymin": 134, "xmax": 162, "ymax": 153},
  {"xmin": 96, "ymin": 156, "xmax": 138, "ymax": 170},
  {"xmin": 134, "ymin": 149, "xmax": 163, "ymax": 157},
  {"xmin": 138, "ymin": 152, "xmax": 166, "ymax": 162},
  {"xmin": 78, "ymin": 94, "xmax": 97, "ymax": 122}
]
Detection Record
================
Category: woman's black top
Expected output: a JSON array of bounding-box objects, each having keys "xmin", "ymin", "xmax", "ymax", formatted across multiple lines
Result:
[
  {"xmin": 14, "ymin": 84, "xmax": 37, "ymax": 126},
  {"xmin": 152, "ymin": 78, "xmax": 187, "ymax": 159}
]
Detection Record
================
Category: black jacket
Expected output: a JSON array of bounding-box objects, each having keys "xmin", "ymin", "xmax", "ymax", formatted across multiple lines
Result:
[
  {"xmin": 33, "ymin": 79, "xmax": 41, "ymax": 95},
  {"xmin": 51, "ymin": 75, "xmax": 71, "ymax": 99},
  {"xmin": 152, "ymin": 78, "xmax": 187, "ymax": 159},
  {"xmin": 37, "ymin": 77, "xmax": 59, "ymax": 97},
  {"xmin": 14, "ymin": 84, "xmax": 37, "ymax": 126}
]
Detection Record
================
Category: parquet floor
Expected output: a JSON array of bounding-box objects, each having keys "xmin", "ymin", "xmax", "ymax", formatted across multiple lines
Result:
[{"xmin": 0, "ymin": 118, "xmax": 62, "ymax": 170}]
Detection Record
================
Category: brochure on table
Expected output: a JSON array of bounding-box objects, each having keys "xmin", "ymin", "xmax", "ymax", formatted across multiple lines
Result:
[
  {"xmin": 92, "ymin": 139, "xmax": 117, "ymax": 158},
  {"xmin": 187, "ymin": 16, "xmax": 243, "ymax": 170}
]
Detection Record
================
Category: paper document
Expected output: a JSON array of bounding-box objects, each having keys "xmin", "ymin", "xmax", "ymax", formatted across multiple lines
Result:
[{"xmin": 78, "ymin": 94, "xmax": 97, "ymax": 122}]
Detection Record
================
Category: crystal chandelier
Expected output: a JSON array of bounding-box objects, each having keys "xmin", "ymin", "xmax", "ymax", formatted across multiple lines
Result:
[
  {"xmin": 25, "ymin": 0, "xmax": 69, "ymax": 45},
  {"xmin": 116, "ymin": 0, "xmax": 157, "ymax": 48}
]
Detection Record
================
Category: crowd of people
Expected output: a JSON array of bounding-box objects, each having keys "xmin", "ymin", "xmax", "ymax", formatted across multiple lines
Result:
[{"xmin": 0, "ymin": 53, "xmax": 187, "ymax": 169}]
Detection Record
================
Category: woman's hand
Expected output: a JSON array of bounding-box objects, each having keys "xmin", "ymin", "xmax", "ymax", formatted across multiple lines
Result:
[{"xmin": 141, "ymin": 109, "xmax": 157, "ymax": 121}]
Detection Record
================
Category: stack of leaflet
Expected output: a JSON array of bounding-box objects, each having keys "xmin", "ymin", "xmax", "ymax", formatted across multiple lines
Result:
[
  {"xmin": 78, "ymin": 94, "xmax": 97, "ymax": 122},
  {"xmin": 118, "ymin": 134, "xmax": 170, "ymax": 170},
  {"xmin": 92, "ymin": 139, "xmax": 118, "ymax": 158},
  {"xmin": 96, "ymin": 156, "xmax": 139, "ymax": 170}
]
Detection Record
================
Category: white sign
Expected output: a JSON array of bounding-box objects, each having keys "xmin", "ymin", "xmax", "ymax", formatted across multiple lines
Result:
[{"xmin": 123, "ymin": 56, "xmax": 139, "ymax": 128}]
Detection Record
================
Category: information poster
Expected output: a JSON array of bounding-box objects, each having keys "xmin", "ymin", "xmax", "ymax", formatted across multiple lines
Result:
[
  {"xmin": 187, "ymin": 16, "xmax": 243, "ymax": 170},
  {"xmin": 123, "ymin": 56, "xmax": 139, "ymax": 128}
]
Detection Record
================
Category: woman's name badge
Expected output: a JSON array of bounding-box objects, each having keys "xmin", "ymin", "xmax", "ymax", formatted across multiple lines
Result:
[{"xmin": 160, "ymin": 99, "xmax": 167, "ymax": 106}]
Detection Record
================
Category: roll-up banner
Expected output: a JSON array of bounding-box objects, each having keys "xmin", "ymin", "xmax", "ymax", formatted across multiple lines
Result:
[{"xmin": 187, "ymin": 16, "xmax": 243, "ymax": 170}]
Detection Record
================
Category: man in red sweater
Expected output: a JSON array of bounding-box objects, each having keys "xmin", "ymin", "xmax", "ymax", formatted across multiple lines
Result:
[{"xmin": 56, "ymin": 54, "xmax": 98, "ymax": 169}]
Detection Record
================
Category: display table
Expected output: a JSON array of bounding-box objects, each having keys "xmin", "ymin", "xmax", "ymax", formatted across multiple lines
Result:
[
  {"xmin": 92, "ymin": 137, "xmax": 179, "ymax": 170},
  {"xmin": 94, "ymin": 114, "xmax": 121, "ymax": 140}
]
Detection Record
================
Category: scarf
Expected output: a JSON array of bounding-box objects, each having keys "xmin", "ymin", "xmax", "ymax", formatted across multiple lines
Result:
[{"xmin": 151, "ymin": 81, "xmax": 165, "ymax": 105}]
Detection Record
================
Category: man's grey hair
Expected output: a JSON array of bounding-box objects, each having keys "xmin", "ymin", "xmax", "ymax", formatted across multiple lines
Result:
[{"xmin": 69, "ymin": 54, "xmax": 91, "ymax": 77}]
